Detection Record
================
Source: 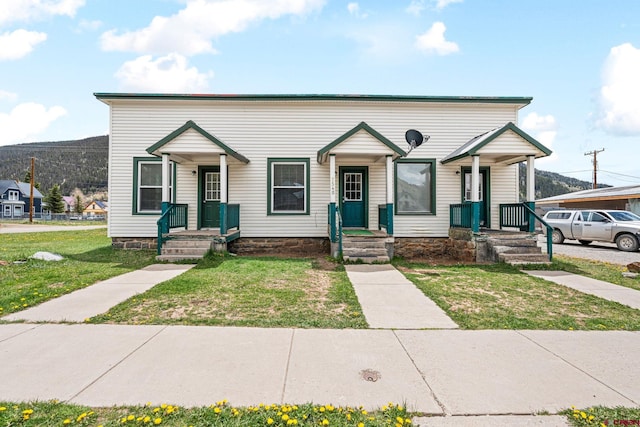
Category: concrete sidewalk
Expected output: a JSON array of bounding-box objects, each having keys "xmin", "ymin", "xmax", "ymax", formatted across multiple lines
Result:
[
  {"xmin": 2, "ymin": 264, "xmax": 193, "ymax": 322},
  {"xmin": 345, "ymin": 264, "xmax": 458, "ymax": 329},
  {"xmin": 525, "ymin": 270, "xmax": 640, "ymax": 310},
  {"xmin": 0, "ymin": 324, "xmax": 637, "ymax": 417}
]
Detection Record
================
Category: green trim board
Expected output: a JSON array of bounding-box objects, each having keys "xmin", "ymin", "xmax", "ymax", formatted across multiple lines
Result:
[
  {"xmin": 267, "ymin": 158, "xmax": 311, "ymax": 216},
  {"xmin": 96, "ymin": 93, "xmax": 533, "ymax": 106},
  {"xmin": 394, "ymin": 158, "xmax": 436, "ymax": 216},
  {"xmin": 131, "ymin": 157, "xmax": 177, "ymax": 215},
  {"xmin": 317, "ymin": 122, "xmax": 406, "ymax": 164},
  {"xmin": 441, "ymin": 122, "xmax": 552, "ymax": 165},
  {"xmin": 146, "ymin": 120, "xmax": 250, "ymax": 164}
]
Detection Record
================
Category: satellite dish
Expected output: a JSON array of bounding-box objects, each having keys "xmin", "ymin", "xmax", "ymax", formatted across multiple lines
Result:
[{"xmin": 405, "ymin": 129, "xmax": 430, "ymax": 154}]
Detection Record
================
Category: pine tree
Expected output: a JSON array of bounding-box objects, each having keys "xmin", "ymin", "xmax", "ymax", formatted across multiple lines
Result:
[
  {"xmin": 23, "ymin": 170, "xmax": 41, "ymax": 190},
  {"xmin": 44, "ymin": 184, "xmax": 65, "ymax": 213},
  {"xmin": 74, "ymin": 194, "xmax": 84, "ymax": 215}
]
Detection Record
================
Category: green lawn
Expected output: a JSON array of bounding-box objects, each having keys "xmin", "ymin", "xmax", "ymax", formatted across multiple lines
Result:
[
  {"xmin": 395, "ymin": 259, "xmax": 640, "ymax": 330},
  {"xmin": 0, "ymin": 229, "xmax": 155, "ymax": 316},
  {"xmin": 91, "ymin": 254, "xmax": 368, "ymax": 328}
]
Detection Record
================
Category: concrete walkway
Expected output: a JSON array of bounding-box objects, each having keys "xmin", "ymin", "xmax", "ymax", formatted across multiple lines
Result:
[
  {"xmin": 2, "ymin": 264, "xmax": 194, "ymax": 322},
  {"xmin": 525, "ymin": 270, "xmax": 640, "ymax": 310},
  {"xmin": 345, "ymin": 264, "xmax": 458, "ymax": 329}
]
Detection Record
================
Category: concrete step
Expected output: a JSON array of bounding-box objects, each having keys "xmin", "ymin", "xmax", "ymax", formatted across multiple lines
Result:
[
  {"xmin": 156, "ymin": 254, "xmax": 202, "ymax": 263},
  {"xmin": 492, "ymin": 245, "xmax": 544, "ymax": 255},
  {"xmin": 164, "ymin": 239, "xmax": 212, "ymax": 249},
  {"xmin": 343, "ymin": 255, "xmax": 390, "ymax": 264},
  {"xmin": 487, "ymin": 237, "xmax": 538, "ymax": 247},
  {"xmin": 343, "ymin": 240, "xmax": 388, "ymax": 249},
  {"xmin": 498, "ymin": 253, "xmax": 551, "ymax": 265},
  {"xmin": 162, "ymin": 247, "xmax": 210, "ymax": 256}
]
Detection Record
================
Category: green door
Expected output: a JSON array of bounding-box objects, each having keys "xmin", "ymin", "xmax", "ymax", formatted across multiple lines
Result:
[
  {"xmin": 462, "ymin": 167, "xmax": 490, "ymax": 227},
  {"xmin": 200, "ymin": 167, "xmax": 220, "ymax": 229},
  {"xmin": 340, "ymin": 167, "xmax": 367, "ymax": 228}
]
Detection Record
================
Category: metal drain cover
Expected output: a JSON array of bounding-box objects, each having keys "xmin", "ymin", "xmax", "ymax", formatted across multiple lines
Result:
[{"xmin": 360, "ymin": 369, "xmax": 381, "ymax": 382}]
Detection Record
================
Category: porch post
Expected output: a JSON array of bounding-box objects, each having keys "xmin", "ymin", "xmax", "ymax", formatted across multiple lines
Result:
[
  {"xmin": 385, "ymin": 155, "xmax": 394, "ymax": 235},
  {"xmin": 161, "ymin": 153, "xmax": 171, "ymax": 213},
  {"xmin": 329, "ymin": 154, "xmax": 337, "ymax": 242},
  {"xmin": 220, "ymin": 154, "xmax": 228, "ymax": 235},
  {"xmin": 526, "ymin": 155, "xmax": 536, "ymax": 232},
  {"xmin": 471, "ymin": 155, "xmax": 480, "ymax": 233}
]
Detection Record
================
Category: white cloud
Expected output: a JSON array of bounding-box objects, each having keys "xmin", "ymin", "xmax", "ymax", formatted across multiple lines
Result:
[
  {"xmin": 0, "ymin": 90, "xmax": 18, "ymax": 101},
  {"xmin": 77, "ymin": 19, "xmax": 102, "ymax": 32},
  {"xmin": 0, "ymin": 102, "xmax": 67, "ymax": 146},
  {"xmin": 347, "ymin": 2, "xmax": 367, "ymax": 18},
  {"xmin": 521, "ymin": 112, "xmax": 558, "ymax": 163},
  {"xmin": 595, "ymin": 43, "xmax": 640, "ymax": 135},
  {"xmin": 434, "ymin": 0, "xmax": 462, "ymax": 10},
  {"xmin": 415, "ymin": 22, "xmax": 459, "ymax": 55},
  {"xmin": 101, "ymin": 0, "xmax": 326, "ymax": 56},
  {"xmin": 0, "ymin": 29, "xmax": 47, "ymax": 60},
  {"xmin": 115, "ymin": 53, "xmax": 213, "ymax": 93},
  {"xmin": 0, "ymin": 0, "xmax": 85, "ymax": 25},
  {"xmin": 406, "ymin": 0, "xmax": 461, "ymax": 15}
]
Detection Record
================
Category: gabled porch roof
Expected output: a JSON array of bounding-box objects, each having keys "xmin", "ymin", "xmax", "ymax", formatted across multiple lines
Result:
[
  {"xmin": 441, "ymin": 122, "xmax": 551, "ymax": 166},
  {"xmin": 317, "ymin": 121, "xmax": 407, "ymax": 164},
  {"xmin": 146, "ymin": 120, "xmax": 250, "ymax": 164}
]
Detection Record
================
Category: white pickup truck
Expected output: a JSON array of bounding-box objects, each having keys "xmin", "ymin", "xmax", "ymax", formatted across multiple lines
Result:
[{"xmin": 542, "ymin": 209, "xmax": 640, "ymax": 252}]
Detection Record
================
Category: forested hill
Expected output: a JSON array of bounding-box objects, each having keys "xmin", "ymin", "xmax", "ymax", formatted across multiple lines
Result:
[
  {"xmin": 0, "ymin": 135, "xmax": 608, "ymax": 199},
  {"xmin": 0, "ymin": 136, "xmax": 108, "ymax": 195}
]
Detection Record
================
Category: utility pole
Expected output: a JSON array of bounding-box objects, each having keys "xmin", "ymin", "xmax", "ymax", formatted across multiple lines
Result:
[
  {"xmin": 29, "ymin": 157, "xmax": 35, "ymax": 223},
  {"xmin": 584, "ymin": 148, "xmax": 605, "ymax": 189}
]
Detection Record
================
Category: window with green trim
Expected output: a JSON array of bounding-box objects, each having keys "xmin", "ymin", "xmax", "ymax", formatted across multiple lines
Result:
[
  {"xmin": 133, "ymin": 158, "xmax": 173, "ymax": 214},
  {"xmin": 267, "ymin": 158, "xmax": 310, "ymax": 214},
  {"xmin": 395, "ymin": 159, "xmax": 435, "ymax": 214}
]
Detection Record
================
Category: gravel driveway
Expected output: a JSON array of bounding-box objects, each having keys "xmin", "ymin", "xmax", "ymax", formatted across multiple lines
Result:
[{"xmin": 537, "ymin": 235, "xmax": 640, "ymax": 265}]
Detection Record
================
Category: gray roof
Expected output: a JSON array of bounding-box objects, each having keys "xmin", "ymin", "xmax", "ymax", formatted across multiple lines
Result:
[
  {"xmin": 0, "ymin": 179, "xmax": 20, "ymax": 195},
  {"xmin": 16, "ymin": 182, "xmax": 44, "ymax": 198},
  {"xmin": 537, "ymin": 184, "xmax": 640, "ymax": 204}
]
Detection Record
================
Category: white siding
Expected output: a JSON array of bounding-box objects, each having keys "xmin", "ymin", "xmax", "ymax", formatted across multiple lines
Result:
[
  {"xmin": 476, "ymin": 131, "xmax": 542, "ymax": 156},
  {"xmin": 107, "ymin": 99, "xmax": 522, "ymax": 238}
]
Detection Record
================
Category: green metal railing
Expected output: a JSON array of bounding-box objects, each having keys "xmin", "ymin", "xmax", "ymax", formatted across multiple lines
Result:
[
  {"xmin": 221, "ymin": 204, "xmax": 240, "ymax": 235},
  {"xmin": 499, "ymin": 203, "xmax": 553, "ymax": 261},
  {"xmin": 328, "ymin": 203, "xmax": 343, "ymax": 255},
  {"xmin": 377, "ymin": 204, "xmax": 394, "ymax": 235},
  {"xmin": 156, "ymin": 203, "xmax": 188, "ymax": 255},
  {"xmin": 450, "ymin": 203, "xmax": 472, "ymax": 228}
]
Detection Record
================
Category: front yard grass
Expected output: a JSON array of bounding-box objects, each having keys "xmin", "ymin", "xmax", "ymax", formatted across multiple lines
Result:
[
  {"xmin": 91, "ymin": 253, "xmax": 368, "ymax": 329},
  {"xmin": 395, "ymin": 259, "xmax": 640, "ymax": 330},
  {"xmin": 0, "ymin": 229, "xmax": 155, "ymax": 317}
]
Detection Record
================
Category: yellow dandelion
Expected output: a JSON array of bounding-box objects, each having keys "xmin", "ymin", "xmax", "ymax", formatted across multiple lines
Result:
[
  {"xmin": 144, "ymin": 416, "xmax": 151, "ymax": 423},
  {"xmin": 0, "ymin": 407, "xmax": 6, "ymax": 411},
  {"xmin": 213, "ymin": 407, "xmax": 222, "ymax": 414},
  {"xmin": 267, "ymin": 418, "xmax": 274, "ymax": 425},
  {"xmin": 397, "ymin": 416, "xmax": 404, "ymax": 423},
  {"xmin": 282, "ymin": 414, "xmax": 290, "ymax": 421},
  {"xmin": 405, "ymin": 418, "xmax": 412, "ymax": 424},
  {"xmin": 358, "ymin": 423, "xmax": 365, "ymax": 427},
  {"xmin": 581, "ymin": 411, "xmax": 587, "ymax": 419},
  {"xmin": 154, "ymin": 418, "xmax": 162, "ymax": 425},
  {"xmin": 321, "ymin": 419, "xmax": 329, "ymax": 425}
]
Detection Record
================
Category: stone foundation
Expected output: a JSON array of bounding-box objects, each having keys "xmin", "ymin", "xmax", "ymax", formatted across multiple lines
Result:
[
  {"xmin": 111, "ymin": 237, "xmax": 157, "ymax": 250},
  {"xmin": 228, "ymin": 237, "xmax": 330, "ymax": 256},
  {"xmin": 394, "ymin": 231, "xmax": 477, "ymax": 263}
]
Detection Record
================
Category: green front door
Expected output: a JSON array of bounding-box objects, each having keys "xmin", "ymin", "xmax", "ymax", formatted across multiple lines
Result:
[
  {"xmin": 200, "ymin": 167, "xmax": 220, "ymax": 229},
  {"xmin": 462, "ymin": 167, "xmax": 490, "ymax": 227},
  {"xmin": 340, "ymin": 166, "xmax": 367, "ymax": 228}
]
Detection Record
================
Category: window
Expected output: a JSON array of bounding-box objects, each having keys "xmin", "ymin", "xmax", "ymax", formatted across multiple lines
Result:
[
  {"xmin": 395, "ymin": 159, "xmax": 435, "ymax": 215},
  {"xmin": 133, "ymin": 158, "xmax": 174, "ymax": 214},
  {"xmin": 3, "ymin": 205, "xmax": 10, "ymax": 217},
  {"xmin": 267, "ymin": 158, "xmax": 310, "ymax": 214},
  {"xmin": 205, "ymin": 172, "xmax": 220, "ymax": 201},
  {"xmin": 8, "ymin": 190, "xmax": 19, "ymax": 201},
  {"xmin": 464, "ymin": 173, "xmax": 483, "ymax": 202}
]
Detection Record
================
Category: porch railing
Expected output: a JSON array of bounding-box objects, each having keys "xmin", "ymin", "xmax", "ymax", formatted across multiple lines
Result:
[
  {"xmin": 499, "ymin": 203, "xmax": 553, "ymax": 261},
  {"xmin": 377, "ymin": 204, "xmax": 394, "ymax": 234},
  {"xmin": 450, "ymin": 203, "xmax": 472, "ymax": 228},
  {"xmin": 220, "ymin": 203, "xmax": 240, "ymax": 235},
  {"xmin": 156, "ymin": 203, "xmax": 188, "ymax": 255}
]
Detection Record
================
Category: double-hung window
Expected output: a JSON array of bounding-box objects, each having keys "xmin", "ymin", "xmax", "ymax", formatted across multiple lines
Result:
[
  {"xmin": 268, "ymin": 158, "xmax": 310, "ymax": 215},
  {"xmin": 8, "ymin": 190, "xmax": 18, "ymax": 201},
  {"xmin": 395, "ymin": 159, "xmax": 436, "ymax": 215},
  {"xmin": 133, "ymin": 158, "xmax": 173, "ymax": 214}
]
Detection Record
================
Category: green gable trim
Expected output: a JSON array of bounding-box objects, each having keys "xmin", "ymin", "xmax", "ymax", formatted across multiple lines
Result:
[
  {"xmin": 146, "ymin": 120, "xmax": 250, "ymax": 164},
  {"xmin": 317, "ymin": 121, "xmax": 407, "ymax": 164},
  {"xmin": 95, "ymin": 93, "xmax": 533, "ymax": 106},
  {"xmin": 441, "ymin": 122, "xmax": 552, "ymax": 165}
]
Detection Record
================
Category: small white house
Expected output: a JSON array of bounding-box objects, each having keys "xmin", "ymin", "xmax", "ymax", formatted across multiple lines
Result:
[{"xmin": 94, "ymin": 93, "xmax": 551, "ymax": 261}]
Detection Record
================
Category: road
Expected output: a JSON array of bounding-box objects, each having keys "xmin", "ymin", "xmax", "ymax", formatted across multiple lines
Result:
[
  {"xmin": 0, "ymin": 223, "xmax": 106, "ymax": 234},
  {"xmin": 538, "ymin": 235, "xmax": 640, "ymax": 265}
]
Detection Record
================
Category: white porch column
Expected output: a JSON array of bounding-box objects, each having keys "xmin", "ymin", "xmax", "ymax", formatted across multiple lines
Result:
[
  {"xmin": 526, "ymin": 155, "xmax": 535, "ymax": 202},
  {"xmin": 386, "ymin": 155, "xmax": 393, "ymax": 204},
  {"xmin": 471, "ymin": 155, "xmax": 480, "ymax": 203},
  {"xmin": 161, "ymin": 153, "xmax": 171, "ymax": 203},
  {"xmin": 329, "ymin": 154, "xmax": 336, "ymax": 204},
  {"xmin": 220, "ymin": 154, "xmax": 228, "ymax": 204}
]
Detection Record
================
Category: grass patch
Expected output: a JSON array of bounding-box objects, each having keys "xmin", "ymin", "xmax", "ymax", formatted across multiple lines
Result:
[
  {"xmin": 0, "ymin": 229, "xmax": 155, "ymax": 317},
  {"xmin": 521, "ymin": 255, "xmax": 640, "ymax": 291},
  {"xmin": 394, "ymin": 259, "xmax": 640, "ymax": 330},
  {"xmin": 91, "ymin": 253, "xmax": 367, "ymax": 328},
  {"xmin": 563, "ymin": 405, "xmax": 640, "ymax": 426},
  {"xmin": 0, "ymin": 400, "xmax": 412, "ymax": 426}
]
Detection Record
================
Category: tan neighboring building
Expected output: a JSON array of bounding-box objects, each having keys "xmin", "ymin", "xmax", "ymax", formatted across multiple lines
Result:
[{"xmin": 536, "ymin": 185, "xmax": 640, "ymax": 215}]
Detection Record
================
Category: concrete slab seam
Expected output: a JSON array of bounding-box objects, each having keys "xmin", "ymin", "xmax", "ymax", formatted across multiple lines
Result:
[
  {"xmin": 0, "ymin": 324, "xmax": 43, "ymax": 343},
  {"xmin": 515, "ymin": 331, "xmax": 638, "ymax": 406},
  {"xmin": 392, "ymin": 330, "xmax": 448, "ymax": 415},
  {"xmin": 66, "ymin": 326, "xmax": 169, "ymax": 403},
  {"xmin": 279, "ymin": 329, "xmax": 296, "ymax": 405}
]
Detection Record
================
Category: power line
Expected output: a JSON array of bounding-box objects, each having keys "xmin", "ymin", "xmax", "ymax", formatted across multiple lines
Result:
[{"xmin": 584, "ymin": 148, "xmax": 605, "ymax": 189}]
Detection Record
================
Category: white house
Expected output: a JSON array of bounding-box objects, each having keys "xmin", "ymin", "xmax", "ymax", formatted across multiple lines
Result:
[{"xmin": 94, "ymin": 93, "xmax": 551, "ymax": 262}]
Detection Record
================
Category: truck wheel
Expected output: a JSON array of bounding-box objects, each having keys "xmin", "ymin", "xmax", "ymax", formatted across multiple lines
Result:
[
  {"xmin": 615, "ymin": 234, "xmax": 639, "ymax": 252},
  {"xmin": 551, "ymin": 229, "xmax": 565, "ymax": 244},
  {"xmin": 578, "ymin": 240, "xmax": 592, "ymax": 245}
]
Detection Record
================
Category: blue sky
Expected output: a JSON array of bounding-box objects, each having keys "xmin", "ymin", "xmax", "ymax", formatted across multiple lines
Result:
[{"xmin": 1, "ymin": 0, "xmax": 639, "ymax": 186}]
